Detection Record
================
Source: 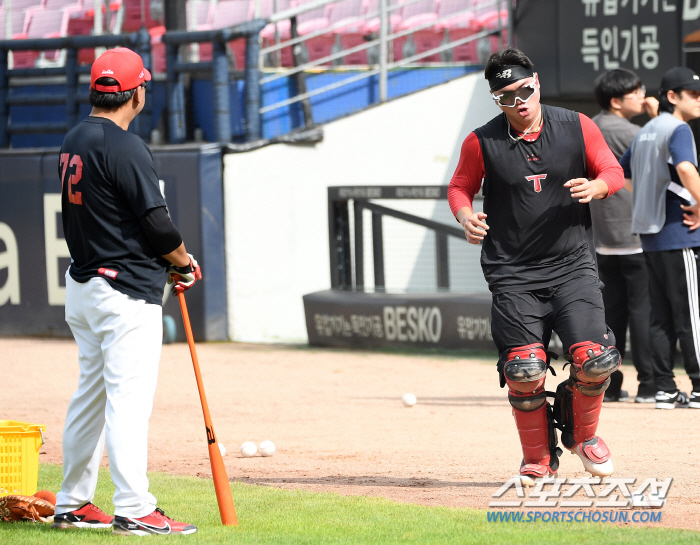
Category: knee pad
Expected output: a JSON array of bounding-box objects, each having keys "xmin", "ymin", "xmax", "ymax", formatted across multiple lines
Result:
[
  {"xmin": 503, "ymin": 343, "xmax": 548, "ymax": 395},
  {"xmin": 568, "ymin": 341, "xmax": 621, "ymax": 383},
  {"xmin": 509, "ymin": 390, "xmax": 546, "ymax": 412}
]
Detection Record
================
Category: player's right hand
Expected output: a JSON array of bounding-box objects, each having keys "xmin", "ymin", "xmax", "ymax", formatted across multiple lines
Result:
[
  {"xmin": 168, "ymin": 253, "xmax": 202, "ymax": 293},
  {"xmin": 681, "ymin": 203, "xmax": 700, "ymax": 231},
  {"xmin": 461, "ymin": 212, "xmax": 489, "ymax": 245}
]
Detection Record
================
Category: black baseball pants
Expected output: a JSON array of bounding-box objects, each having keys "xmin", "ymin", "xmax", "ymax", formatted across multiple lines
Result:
[
  {"xmin": 597, "ymin": 253, "xmax": 656, "ymax": 397},
  {"xmin": 491, "ymin": 274, "xmax": 614, "ymax": 382}
]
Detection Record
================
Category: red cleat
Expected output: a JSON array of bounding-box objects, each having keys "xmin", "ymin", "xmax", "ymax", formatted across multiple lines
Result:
[
  {"xmin": 52, "ymin": 502, "xmax": 114, "ymax": 529},
  {"xmin": 112, "ymin": 507, "xmax": 197, "ymax": 536}
]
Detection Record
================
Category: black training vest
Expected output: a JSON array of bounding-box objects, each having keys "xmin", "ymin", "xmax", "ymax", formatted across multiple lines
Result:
[{"xmin": 474, "ymin": 105, "xmax": 597, "ymax": 293}]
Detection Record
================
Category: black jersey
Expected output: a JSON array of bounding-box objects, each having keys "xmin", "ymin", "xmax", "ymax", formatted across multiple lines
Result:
[
  {"xmin": 474, "ymin": 105, "xmax": 597, "ymax": 293},
  {"xmin": 59, "ymin": 116, "xmax": 169, "ymax": 305}
]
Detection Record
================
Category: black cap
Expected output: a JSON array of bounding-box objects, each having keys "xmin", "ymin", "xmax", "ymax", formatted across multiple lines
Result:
[{"xmin": 660, "ymin": 67, "xmax": 700, "ymax": 92}]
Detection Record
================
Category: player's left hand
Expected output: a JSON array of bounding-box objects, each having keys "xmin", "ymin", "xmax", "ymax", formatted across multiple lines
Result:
[
  {"xmin": 681, "ymin": 204, "xmax": 700, "ymax": 231},
  {"xmin": 564, "ymin": 178, "xmax": 607, "ymax": 203},
  {"xmin": 168, "ymin": 254, "xmax": 202, "ymax": 293}
]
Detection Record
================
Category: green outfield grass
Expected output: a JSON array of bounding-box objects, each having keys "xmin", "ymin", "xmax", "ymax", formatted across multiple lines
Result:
[{"xmin": 0, "ymin": 464, "xmax": 696, "ymax": 544}]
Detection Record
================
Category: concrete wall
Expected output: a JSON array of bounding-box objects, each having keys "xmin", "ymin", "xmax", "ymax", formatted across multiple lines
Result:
[{"xmin": 223, "ymin": 72, "xmax": 496, "ymax": 343}]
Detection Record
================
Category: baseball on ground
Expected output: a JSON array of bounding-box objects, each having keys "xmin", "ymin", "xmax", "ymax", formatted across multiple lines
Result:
[
  {"xmin": 218, "ymin": 442, "xmax": 227, "ymax": 456},
  {"xmin": 402, "ymin": 393, "xmax": 417, "ymax": 407},
  {"xmin": 258, "ymin": 440, "xmax": 276, "ymax": 457},
  {"xmin": 240, "ymin": 441, "xmax": 258, "ymax": 458}
]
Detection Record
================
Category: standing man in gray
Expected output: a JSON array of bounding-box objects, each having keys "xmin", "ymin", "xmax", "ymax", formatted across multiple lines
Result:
[
  {"xmin": 590, "ymin": 69, "xmax": 657, "ymax": 403},
  {"xmin": 621, "ymin": 66, "xmax": 700, "ymax": 409}
]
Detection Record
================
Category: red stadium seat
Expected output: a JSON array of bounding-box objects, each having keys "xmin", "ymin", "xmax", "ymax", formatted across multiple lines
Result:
[
  {"xmin": 295, "ymin": 0, "xmax": 332, "ymax": 64},
  {"xmin": 121, "ymin": 0, "xmax": 161, "ymax": 31},
  {"xmin": 198, "ymin": 0, "xmax": 251, "ymax": 71},
  {"xmin": 260, "ymin": 0, "xmax": 292, "ymax": 67},
  {"xmin": 331, "ymin": 0, "xmax": 366, "ymax": 65},
  {"xmin": 439, "ymin": 0, "xmax": 479, "ymax": 63},
  {"xmin": 363, "ymin": 0, "xmax": 401, "ymax": 34},
  {"xmin": 0, "ymin": 6, "xmax": 34, "ymax": 38},
  {"xmin": 13, "ymin": 7, "xmax": 72, "ymax": 67},
  {"xmin": 476, "ymin": 6, "xmax": 508, "ymax": 59},
  {"xmin": 393, "ymin": 0, "xmax": 439, "ymax": 63},
  {"xmin": 149, "ymin": 24, "xmax": 166, "ymax": 73}
]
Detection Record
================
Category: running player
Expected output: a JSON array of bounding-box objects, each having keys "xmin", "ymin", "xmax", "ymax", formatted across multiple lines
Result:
[
  {"xmin": 448, "ymin": 48, "xmax": 625, "ymax": 484},
  {"xmin": 53, "ymin": 47, "xmax": 200, "ymax": 535}
]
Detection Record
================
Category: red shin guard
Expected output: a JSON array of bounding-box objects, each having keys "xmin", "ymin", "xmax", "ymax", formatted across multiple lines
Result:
[
  {"xmin": 510, "ymin": 398, "xmax": 551, "ymax": 466},
  {"xmin": 572, "ymin": 383, "xmax": 605, "ymax": 444}
]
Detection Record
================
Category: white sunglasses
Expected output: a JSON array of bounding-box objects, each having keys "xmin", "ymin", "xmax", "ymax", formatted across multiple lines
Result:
[{"xmin": 491, "ymin": 81, "xmax": 538, "ymax": 107}]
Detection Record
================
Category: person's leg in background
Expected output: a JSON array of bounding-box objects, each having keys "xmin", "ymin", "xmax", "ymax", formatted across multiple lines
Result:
[
  {"xmin": 645, "ymin": 251, "xmax": 687, "ymax": 408},
  {"xmin": 621, "ymin": 253, "xmax": 656, "ymax": 401},
  {"xmin": 597, "ymin": 254, "xmax": 628, "ymax": 401},
  {"xmin": 660, "ymin": 249, "xmax": 700, "ymax": 404}
]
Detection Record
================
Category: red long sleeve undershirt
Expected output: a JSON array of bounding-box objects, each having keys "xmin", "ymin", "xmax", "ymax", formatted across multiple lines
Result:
[{"xmin": 447, "ymin": 112, "xmax": 625, "ymax": 216}]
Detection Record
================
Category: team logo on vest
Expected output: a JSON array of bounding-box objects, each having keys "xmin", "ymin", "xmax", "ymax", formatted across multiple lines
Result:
[
  {"xmin": 496, "ymin": 69, "xmax": 512, "ymax": 79},
  {"xmin": 525, "ymin": 174, "xmax": 547, "ymax": 193}
]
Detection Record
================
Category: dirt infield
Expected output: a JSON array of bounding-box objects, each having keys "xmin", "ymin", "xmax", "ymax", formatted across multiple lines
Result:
[{"xmin": 4, "ymin": 338, "xmax": 699, "ymax": 530}]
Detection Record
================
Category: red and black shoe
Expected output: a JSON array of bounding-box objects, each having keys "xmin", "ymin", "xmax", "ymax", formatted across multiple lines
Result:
[
  {"xmin": 568, "ymin": 436, "xmax": 614, "ymax": 477},
  {"xmin": 52, "ymin": 502, "xmax": 114, "ymax": 529},
  {"xmin": 112, "ymin": 507, "xmax": 197, "ymax": 536}
]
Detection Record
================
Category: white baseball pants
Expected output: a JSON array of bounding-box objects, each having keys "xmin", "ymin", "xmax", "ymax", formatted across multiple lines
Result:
[{"xmin": 56, "ymin": 273, "xmax": 162, "ymax": 518}]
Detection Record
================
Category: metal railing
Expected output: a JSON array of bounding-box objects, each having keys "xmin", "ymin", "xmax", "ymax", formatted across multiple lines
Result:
[
  {"xmin": 162, "ymin": 19, "xmax": 266, "ymax": 143},
  {"xmin": 261, "ymin": 0, "xmax": 512, "ymax": 115},
  {"xmin": 328, "ymin": 185, "xmax": 483, "ymax": 292},
  {"xmin": 0, "ymin": 0, "xmax": 512, "ymax": 147},
  {"xmin": 0, "ymin": 19, "xmax": 266, "ymax": 147},
  {"xmin": 0, "ymin": 29, "xmax": 153, "ymax": 147}
]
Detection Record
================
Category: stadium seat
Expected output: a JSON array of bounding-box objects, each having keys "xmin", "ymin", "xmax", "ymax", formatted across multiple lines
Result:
[
  {"xmin": 439, "ymin": 0, "xmax": 479, "ymax": 62},
  {"xmin": 187, "ymin": 0, "xmax": 215, "ymax": 65},
  {"xmin": 44, "ymin": 0, "xmax": 80, "ymax": 9},
  {"xmin": 13, "ymin": 8, "xmax": 72, "ymax": 67},
  {"xmin": 362, "ymin": 0, "xmax": 401, "ymax": 64},
  {"xmin": 295, "ymin": 0, "xmax": 332, "ymax": 64},
  {"xmin": 66, "ymin": 0, "xmax": 122, "ymax": 64},
  {"xmin": 475, "ymin": 6, "xmax": 508, "ymax": 60},
  {"xmin": 260, "ymin": 0, "xmax": 292, "ymax": 67},
  {"xmin": 199, "ymin": 0, "xmax": 251, "ymax": 71},
  {"xmin": 363, "ymin": 0, "xmax": 401, "ymax": 34},
  {"xmin": 187, "ymin": 0, "xmax": 214, "ymax": 29},
  {"xmin": 122, "ymin": 0, "xmax": 161, "ymax": 31},
  {"xmin": 0, "ymin": 6, "xmax": 34, "ymax": 38},
  {"xmin": 148, "ymin": 24, "xmax": 166, "ymax": 72},
  {"xmin": 393, "ymin": 0, "xmax": 439, "ymax": 63},
  {"xmin": 330, "ymin": 0, "xmax": 366, "ymax": 65}
]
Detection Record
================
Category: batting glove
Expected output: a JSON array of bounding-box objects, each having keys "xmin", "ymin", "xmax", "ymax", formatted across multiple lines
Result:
[{"xmin": 168, "ymin": 254, "xmax": 202, "ymax": 293}]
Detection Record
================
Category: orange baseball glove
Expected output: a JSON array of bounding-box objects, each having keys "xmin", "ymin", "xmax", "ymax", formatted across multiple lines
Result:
[{"xmin": 0, "ymin": 495, "xmax": 55, "ymax": 523}]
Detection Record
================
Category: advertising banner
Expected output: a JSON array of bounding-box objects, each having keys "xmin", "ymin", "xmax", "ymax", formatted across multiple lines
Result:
[
  {"xmin": 0, "ymin": 144, "xmax": 227, "ymax": 342},
  {"xmin": 304, "ymin": 290, "xmax": 496, "ymax": 350}
]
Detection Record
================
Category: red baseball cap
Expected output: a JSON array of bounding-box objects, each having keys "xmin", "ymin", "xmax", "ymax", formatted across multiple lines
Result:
[{"xmin": 91, "ymin": 47, "xmax": 152, "ymax": 92}]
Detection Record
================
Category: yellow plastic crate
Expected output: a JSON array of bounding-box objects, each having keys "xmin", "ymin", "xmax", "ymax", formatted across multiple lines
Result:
[{"xmin": 0, "ymin": 420, "xmax": 45, "ymax": 497}]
